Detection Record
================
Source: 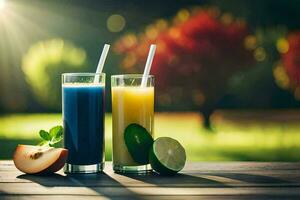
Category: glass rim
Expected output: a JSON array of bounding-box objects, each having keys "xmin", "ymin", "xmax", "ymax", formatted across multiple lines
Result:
[
  {"xmin": 62, "ymin": 73, "xmax": 105, "ymax": 77},
  {"xmin": 111, "ymin": 74, "xmax": 154, "ymax": 79}
]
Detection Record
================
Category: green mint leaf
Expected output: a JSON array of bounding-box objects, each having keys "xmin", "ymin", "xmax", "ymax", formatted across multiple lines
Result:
[
  {"xmin": 48, "ymin": 142, "xmax": 55, "ymax": 147},
  {"xmin": 50, "ymin": 134, "xmax": 63, "ymax": 144},
  {"xmin": 49, "ymin": 125, "xmax": 63, "ymax": 139},
  {"xmin": 49, "ymin": 125, "xmax": 63, "ymax": 146},
  {"xmin": 39, "ymin": 130, "xmax": 51, "ymax": 141},
  {"xmin": 38, "ymin": 125, "xmax": 64, "ymax": 147}
]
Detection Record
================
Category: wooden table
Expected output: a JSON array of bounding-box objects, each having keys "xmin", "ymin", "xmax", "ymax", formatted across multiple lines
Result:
[{"xmin": 0, "ymin": 161, "xmax": 300, "ymax": 199}]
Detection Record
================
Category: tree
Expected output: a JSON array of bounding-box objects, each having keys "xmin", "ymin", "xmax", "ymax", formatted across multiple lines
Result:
[{"xmin": 114, "ymin": 7, "xmax": 254, "ymax": 129}]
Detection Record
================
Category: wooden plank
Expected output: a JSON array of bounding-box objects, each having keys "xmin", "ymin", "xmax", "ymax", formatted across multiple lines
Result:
[
  {"xmin": 0, "ymin": 161, "xmax": 300, "ymax": 173},
  {"xmin": 0, "ymin": 161, "xmax": 300, "ymax": 199},
  {"xmin": 1, "ymin": 161, "xmax": 300, "ymax": 171},
  {"xmin": 0, "ymin": 195, "xmax": 112, "ymax": 200},
  {"xmin": 1, "ymin": 162, "xmax": 300, "ymax": 187},
  {"xmin": 1, "ymin": 169, "xmax": 300, "ymax": 187},
  {"xmin": 1, "ymin": 184, "xmax": 300, "ymax": 196},
  {"xmin": 0, "ymin": 195, "xmax": 298, "ymax": 200}
]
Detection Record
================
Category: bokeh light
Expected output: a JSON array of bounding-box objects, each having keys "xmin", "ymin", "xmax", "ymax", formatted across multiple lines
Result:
[
  {"xmin": 155, "ymin": 19, "xmax": 168, "ymax": 30},
  {"xmin": 122, "ymin": 53, "xmax": 137, "ymax": 69},
  {"xmin": 244, "ymin": 35, "xmax": 257, "ymax": 50},
  {"xmin": 123, "ymin": 34, "xmax": 137, "ymax": 48},
  {"xmin": 273, "ymin": 64, "xmax": 290, "ymax": 89},
  {"xmin": 254, "ymin": 47, "xmax": 266, "ymax": 61},
  {"xmin": 145, "ymin": 25, "xmax": 159, "ymax": 39},
  {"xmin": 174, "ymin": 9, "xmax": 190, "ymax": 24},
  {"xmin": 276, "ymin": 38, "xmax": 289, "ymax": 54},
  {"xmin": 221, "ymin": 13, "xmax": 233, "ymax": 25},
  {"xmin": 107, "ymin": 14, "xmax": 126, "ymax": 32}
]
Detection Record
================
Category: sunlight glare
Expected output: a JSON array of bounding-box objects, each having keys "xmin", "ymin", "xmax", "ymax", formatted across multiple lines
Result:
[{"xmin": 0, "ymin": 0, "xmax": 6, "ymax": 11}]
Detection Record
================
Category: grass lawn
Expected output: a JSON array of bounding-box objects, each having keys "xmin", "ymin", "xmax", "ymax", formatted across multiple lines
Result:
[{"xmin": 0, "ymin": 111, "xmax": 300, "ymax": 161}]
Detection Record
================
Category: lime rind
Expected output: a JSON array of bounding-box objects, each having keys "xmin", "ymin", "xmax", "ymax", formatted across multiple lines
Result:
[
  {"xmin": 150, "ymin": 137, "xmax": 186, "ymax": 175},
  {"xmin": 149, "ymin": 146, "xmax": 176, "ymax": 175}
]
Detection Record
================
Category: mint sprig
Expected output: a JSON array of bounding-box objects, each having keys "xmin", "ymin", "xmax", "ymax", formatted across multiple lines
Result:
[{"xmin": 38, "ymin": 125, "xmax": 63, "ymax": 147}]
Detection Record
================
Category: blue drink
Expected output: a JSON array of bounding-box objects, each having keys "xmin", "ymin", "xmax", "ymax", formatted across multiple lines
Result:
[{"xmin": 62, "ymin": 73, "xmax": 105, "ymax": 173}]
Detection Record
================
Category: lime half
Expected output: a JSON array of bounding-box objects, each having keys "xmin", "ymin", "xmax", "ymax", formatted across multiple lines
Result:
[
  {"xmin": 149, "ymin": 137, "xmax": 186, "ymax": 175},
  {"xmin": 124, "ymin": 123, "xmax": 154, "ymax": 165}
]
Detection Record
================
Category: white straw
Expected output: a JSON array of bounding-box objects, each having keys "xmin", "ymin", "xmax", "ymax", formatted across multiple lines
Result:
[
  {"xmin": 141, "ymin": 44, "xmax": 156, "ymax": 87},
  {"xmin": 94, "ymin": 44, "xmax": 110, "ymax": 83}
]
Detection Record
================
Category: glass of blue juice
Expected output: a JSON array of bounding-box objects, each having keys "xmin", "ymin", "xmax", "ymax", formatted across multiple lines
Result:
[{"xmin": 62, "ymin": 73, "xmax": 105, "ymax": 173}]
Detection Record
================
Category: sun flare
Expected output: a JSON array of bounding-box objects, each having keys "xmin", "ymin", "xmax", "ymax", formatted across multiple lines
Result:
[{"xmin": 0, "ymin": 0, "xmax": 6, "ymax": 11}]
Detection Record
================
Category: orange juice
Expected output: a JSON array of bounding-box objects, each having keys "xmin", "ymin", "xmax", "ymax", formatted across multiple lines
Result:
[{"xmin": 112, "ymin": 86, "xmax": 154, "ymax": 166}]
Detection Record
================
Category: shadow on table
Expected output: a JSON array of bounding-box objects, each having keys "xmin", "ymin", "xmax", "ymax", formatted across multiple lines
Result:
[
  {"xmin": 119, "ymin": 171, "xmax": 229, "ymax": 188},
  {"xmin": 207, "ymin": 172, "xmax": 292, "ymax": 184},
  {"xmin": 120, "ymin": 170, "xmax": 292, "ymax": 187},
  {"xmin": 18, "ymin": 172, "xmax": 143, "ymax": 200}
]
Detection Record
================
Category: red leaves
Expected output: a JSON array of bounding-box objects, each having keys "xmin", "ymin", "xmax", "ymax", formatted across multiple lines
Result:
[
  {"xmin": 114, "ymin": 8, "xmax": 253, "ymax": 106},
  {"xmin": 282, "ymin": 32, "xmax": 300, "ymax": 86}
]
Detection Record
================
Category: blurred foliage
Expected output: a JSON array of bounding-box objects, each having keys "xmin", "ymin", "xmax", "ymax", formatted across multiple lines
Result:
[
  {"xmin": 226, "ymin": 27, "xmax": 287, "ymax": 107},
  {"xmin": 1, "ymin": 0, "xmax": 300, "ymax": 112},
  {"xmin": 226, "ymin": 27, "xmax": 300, "ymax": 108},
  {"xmin": 275, "ymin": 32, "xmax": 300, "ymax": 100},
  {"xmin": 22, "ymin": 39, "xmax": 87, "ymax": 110},
  {"xmin": 1, "ymin": 113, "xmax": 300, "ymax": 161},
  {"xmin": 114, "ymin": 7, "xmax": 254, "ymax": 113}
]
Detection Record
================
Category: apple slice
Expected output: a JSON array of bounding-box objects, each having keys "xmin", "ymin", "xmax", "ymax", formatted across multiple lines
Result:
[{"xmin": 13, "ymin": 144, "xmax": 68, "ymax": 174}]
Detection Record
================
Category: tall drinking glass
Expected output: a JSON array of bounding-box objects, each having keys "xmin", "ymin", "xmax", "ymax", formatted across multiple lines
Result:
[
  {"xmin": 62, "ymin": 73, "xmax": 105, "ymax": 173},
  {"xmin": 111, "ymin": 74, "xmax": 154, "ymax": 173}
]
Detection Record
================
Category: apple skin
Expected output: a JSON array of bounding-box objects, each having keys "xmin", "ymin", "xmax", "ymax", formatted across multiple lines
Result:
[{"xmin": 13, "ymin": 144, "xmax": 68, "ymax": 174}]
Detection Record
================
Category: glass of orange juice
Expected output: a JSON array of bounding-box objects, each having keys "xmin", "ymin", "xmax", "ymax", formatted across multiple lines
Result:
[{"xmin": 111, "ymin": 74, "xmax": 154, "ymax": 173}]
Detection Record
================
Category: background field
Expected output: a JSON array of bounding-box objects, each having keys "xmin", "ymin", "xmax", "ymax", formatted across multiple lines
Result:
[{"xmin": 1, "ymin": 111, "xmax": 299, "ymax": 161}]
